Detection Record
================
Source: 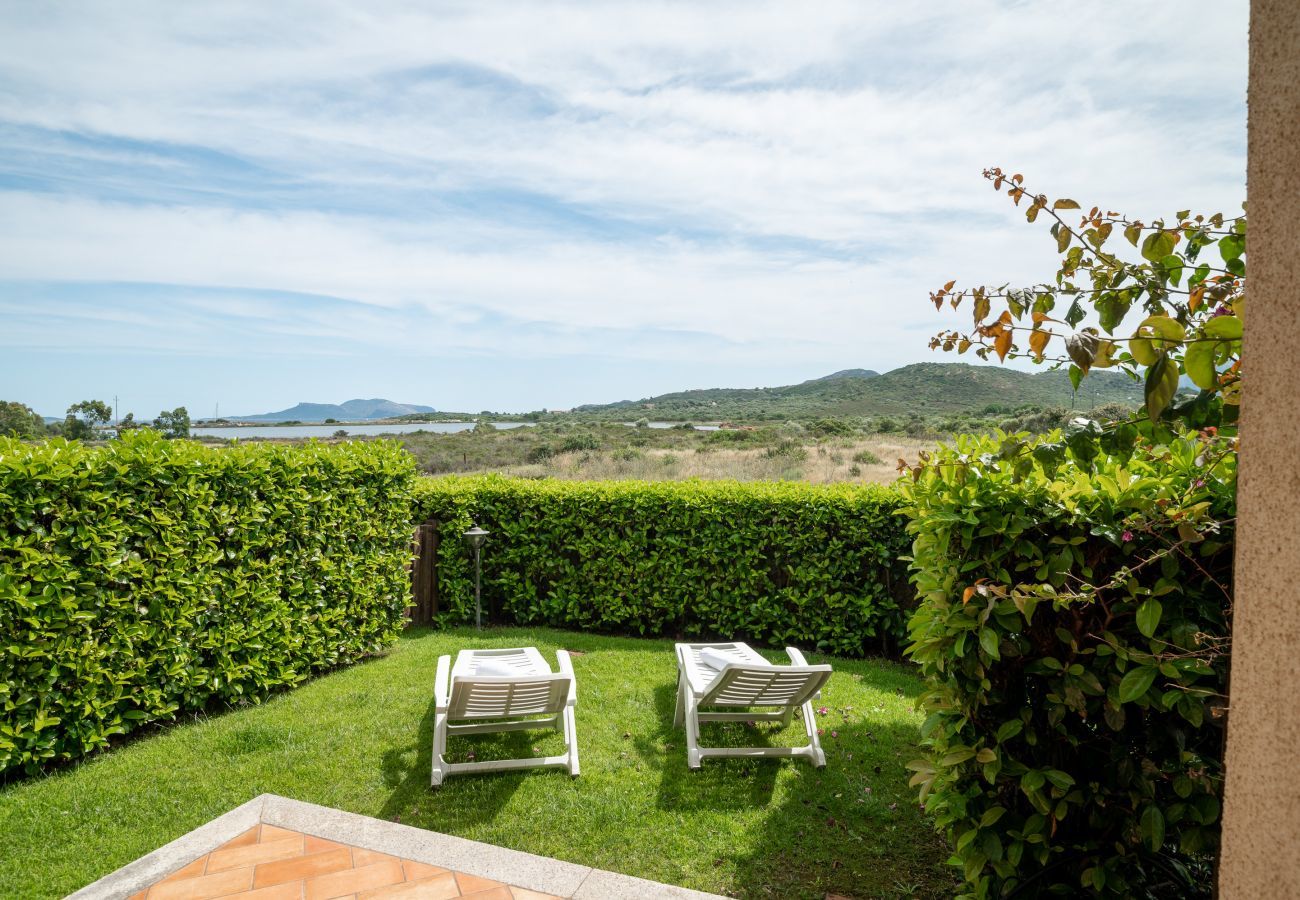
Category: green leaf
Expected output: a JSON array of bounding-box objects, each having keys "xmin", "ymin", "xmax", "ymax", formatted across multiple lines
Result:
[
  {"xmin": 1218, "ymin": 233, "xmax": 1245, "ymax": 261},
  {"xmin": 1184, "ymin": 340, "xmax": 1219, "ymax": 391},
  {"xmin": 1203, "ymin": 315, "xmax": 1243, "ymax": 340},
  {"xmin": 1144, "ymin": 355, "xmax": 1180, "ymax": 422},
  {"xmin": 1130, "ymin": 315, "xmax": 1185, "ymax": 365},
  {"xmin": 1136, "ymin": 599, "xmax": 1163, "ymax": 638},
  {"xmin": 996, "ymin": 719, "xmax": 1024, "ymax": 743},
  {"xmin": 1044, "ymin": 769, "xmax": 1075, "ymax": 790},
  {"xmin": 980, "ymin": 627, "xmax": 1001, "ymax": 660},
  {"xmin": 1119, "ymin": 666, "xmax": 1157, "ymax": 703},
  {"xmin": 1141, "ymin": 804, "xmax": 1166, "ymax": 851},
  {"xmin": 1141, "ymin": 230, "xmax": 1176, "ymax": 263}
]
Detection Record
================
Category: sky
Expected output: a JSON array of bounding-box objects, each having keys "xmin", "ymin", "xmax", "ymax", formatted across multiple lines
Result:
[{"xmin": 0, "ymin": 1, "xmax": 1247, "ymax": 419}]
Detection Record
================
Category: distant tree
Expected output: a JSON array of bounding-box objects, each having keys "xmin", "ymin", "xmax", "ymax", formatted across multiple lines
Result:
[
  {"xmin": 0, "ymin": 401, "xmax": 46, "ymax": 438},
  {"xmin": 332, "ymin": 429, "xmax": 348, "ymax": 439},
  {"xmin": 153, "ymin": 407, "xmax": 191, "ymax": 439},
  {"xmin": 116, "ymin": 412, "xmax": 139, "ymax": 432},
  {"xmin": 325, "ymin": 418, "xmax": 338, "ymax": 424},
  {"xmin": 65, "ymin": 399, "xmax": 112, "ymax": 440}
]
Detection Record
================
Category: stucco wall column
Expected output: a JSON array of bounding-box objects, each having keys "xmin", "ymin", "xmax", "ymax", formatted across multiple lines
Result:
[{"xmin": 1219, "ymin": 2, "xmax": 1300, "ymax": 895}]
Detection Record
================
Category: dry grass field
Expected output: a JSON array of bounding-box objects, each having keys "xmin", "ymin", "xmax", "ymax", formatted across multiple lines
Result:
[{"xmin": 474, "ymin": 435, "xmax": 932, "ymax": 485}]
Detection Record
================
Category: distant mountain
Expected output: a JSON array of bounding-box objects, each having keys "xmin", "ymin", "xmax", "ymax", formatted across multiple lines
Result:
[
  {"xmin": 233, "ymin": 399, "xmax": 436, "ymax": 422},
  {"xmin": 570, "ymin": 362, "xmax": 1142, "ymax": 420},
  {"xmin": 805, "ymin": 368, "xmax": 880, "ymax": 383}
]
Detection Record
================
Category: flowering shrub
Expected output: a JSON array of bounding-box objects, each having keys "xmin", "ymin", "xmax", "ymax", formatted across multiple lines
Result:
[{"xmin": 903, "ymin": 431, "xmax": 1233, "ymax": 897}]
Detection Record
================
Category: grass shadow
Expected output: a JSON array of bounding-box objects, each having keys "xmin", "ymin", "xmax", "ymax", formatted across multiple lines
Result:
[
  {"xmin": 378, "ymin": 692, "xmax": 574, "ymax": 829},
  {"xmin": 724, "ymin": 716, "xmax": 959, "ymax": 899},
  {"xmin": 636, "ymin": 681, "xmax": 789, "ymax": 812}
]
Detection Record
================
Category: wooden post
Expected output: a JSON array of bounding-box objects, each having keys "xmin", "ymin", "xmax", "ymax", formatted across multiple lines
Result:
[{"xmin": 408, "ymin": 519, "xmax": 440, "ymax": 626}]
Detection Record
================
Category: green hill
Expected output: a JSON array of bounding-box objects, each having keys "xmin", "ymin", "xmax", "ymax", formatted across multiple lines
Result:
[{"xmin": 570, "ymin": 362, "xmax": 1142, "ymax": 421}]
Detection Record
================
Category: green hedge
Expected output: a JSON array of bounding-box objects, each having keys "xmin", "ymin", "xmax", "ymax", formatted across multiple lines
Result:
[
  {"xmin": 413, "ymin": 476, "xmax": 910, "ymax": 656},
  {"xmin": 902, "ymin": 432, "xmax": 1233, "ymax": 898},
  {"xmin": 0, "ymin": 432, "xmax": 415, "ymax": 777}
]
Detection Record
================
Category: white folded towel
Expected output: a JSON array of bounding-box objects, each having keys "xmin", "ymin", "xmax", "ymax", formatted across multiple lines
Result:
[
  {"xmin": 699, "ymin": 647, "xmax": 767, "ymax": 671},
  {"xmin": 473, "ymin": 658, "xmax": 519, "ymax": 677}
]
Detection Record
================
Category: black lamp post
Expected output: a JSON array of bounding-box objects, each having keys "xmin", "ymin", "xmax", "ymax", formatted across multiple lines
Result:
[{"xmin": 462, "ymin": 524, "xmax": 489, "ymax": 629}]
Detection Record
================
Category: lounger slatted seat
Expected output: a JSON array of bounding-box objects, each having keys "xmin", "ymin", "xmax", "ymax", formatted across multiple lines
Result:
[
  {"xmin": 431, "ymin": 647, "xmax": 579, "ymax": 786},
  {"xmin": 674, "ymin": 641, "xmax": 831, "ymax": 769}
]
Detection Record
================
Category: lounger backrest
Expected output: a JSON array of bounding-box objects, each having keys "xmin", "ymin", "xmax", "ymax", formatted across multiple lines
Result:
[
  {"xmin": 699, "ymin": 665, "xmax": 832, "ymax": 708},
  {"xmin": 448, "ymin": 673, "xmax": 572, "ymax": 719}
]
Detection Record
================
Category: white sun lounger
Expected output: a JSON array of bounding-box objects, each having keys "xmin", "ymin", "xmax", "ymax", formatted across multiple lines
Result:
[
  {"xmin": 673, "ymin": 641, "xmax": 832, "ymax": 769},
  {"xmin": 431, "ymin": 647, "xmax": 579, "ymax": 786}
]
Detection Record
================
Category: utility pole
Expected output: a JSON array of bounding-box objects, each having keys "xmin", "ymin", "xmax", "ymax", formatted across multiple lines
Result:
[{"xmin": 113, "ymin": 395, "xmax": 119, "ymax": 426}]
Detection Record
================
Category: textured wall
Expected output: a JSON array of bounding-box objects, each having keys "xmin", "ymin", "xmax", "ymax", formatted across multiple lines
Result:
[{"xmin": 1219, "ymin": 3, "xmax": 1300, "ymax": 895}]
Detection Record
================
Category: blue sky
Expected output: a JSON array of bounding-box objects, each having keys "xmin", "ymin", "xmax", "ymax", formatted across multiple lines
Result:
[{"xmin": 0, "ymin": 1, "xmax": 1246, "ymax": 418}]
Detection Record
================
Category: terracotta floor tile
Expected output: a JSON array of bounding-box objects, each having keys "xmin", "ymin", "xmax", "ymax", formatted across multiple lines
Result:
[
  {"xmin": 461, "ymin": 889, "xmax": 511, "ymax": 900},
  {"xmin": 238, "ymin": 883, "xmax": 307, "ymax": 900},
  {"xmin": 401, "ymin": 860, "xmax": 449, "ymax": 882},
  {"xmin": 351, "ymin": 847, "xmax": 399, "ymax": 867},
  {"xmin": 254, "ymin": 847, "xmax": 354, "ymax": 888},
  {"xmin": 304, "ymin": 859, "xmax": 405, "ymax": 900},
  {"xmin": 509, "ymin": 890, "xmax": 562, "ymax": 900},
  {"xmin": 216, "ymin": 827, "xmax": 262, "ymax": 851},
  {"xmin": 145, "ymin": 865, "xmax": 253, "ymax": 900},
  {"xmin": 207, "ymin": 836, "xmax": 305, "ymax": 873},
  {"xmin": 156, "ymin": 856, "xmax": 208, "ymax": 884},
  {"xmin": 258, "ymin": 824, "xmax": 302, "ymax": 843},
  {"xmin": 305, "ymin": 834, "xmax": 350, "ymax": 855},
  {"xmin": 357, "ymin": 872, "xmax": 461, "ymax": 899},
  {"xmin": 454, "ymin": 873, "xmax": 504, "ymax": 894}
]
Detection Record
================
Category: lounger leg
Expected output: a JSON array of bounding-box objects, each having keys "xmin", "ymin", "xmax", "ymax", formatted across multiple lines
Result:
[
  {"xmin": 431, "ymin": 711, "xmax": 449, "ymax": 787},
  {"xmin": 779, "ymin": 704, "xmax": 794, "ymax": 728},
  {"xmin": 673, "ymin": 669, "xmax": 686, "ymax": 728},
  {"xmin": 564, "ymin": 705, "xmax": 581, "ymax": 776},
  {"xmin": 801, "ymin": 699, "xmax": 826, "ymax": 768},
  {"xmin": 685, "ymin": 692, "xmax": 703, "ymax": 770}
]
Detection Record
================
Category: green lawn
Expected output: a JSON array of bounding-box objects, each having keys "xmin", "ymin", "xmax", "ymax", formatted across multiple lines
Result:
[{"xmin": 0, "ymin": 627, "xmax": 955, "ymax": 899}]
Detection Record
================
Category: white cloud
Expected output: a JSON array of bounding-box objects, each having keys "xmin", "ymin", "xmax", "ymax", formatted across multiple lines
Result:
[{"xmin": 0, "ymin": 0, "xmax": 1247, "ymax": 379}]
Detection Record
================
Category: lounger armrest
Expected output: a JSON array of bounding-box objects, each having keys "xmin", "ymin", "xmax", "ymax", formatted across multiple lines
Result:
[
  {"xmin": 556, "ymin": 649, "xmax": 577, "ymax": 706},
  {"xmin": 435, "ymin": 655, "xmax": 451, "ymax": 712},
  {"xmin": 785, "ymin": 647, "xmax": 823, "ymax": 698}
]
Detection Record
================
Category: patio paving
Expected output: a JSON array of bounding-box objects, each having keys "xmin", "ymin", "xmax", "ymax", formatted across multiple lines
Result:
[
  {"xmin": 72, "ymin": 794, "xmax": 723, "ymax": 900},
  {"xmin": 127, "ymin": 822, "xmax": 556, "ymax": 899}
]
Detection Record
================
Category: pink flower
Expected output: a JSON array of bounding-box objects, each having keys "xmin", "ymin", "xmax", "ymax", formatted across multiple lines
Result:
[
  {"xmin": 1122, "ymin": 530, "xmax": 1134, "ymax": 543},
  {"xmin": 817, "ymin": 706, "xmax": 829, "ymax": 715},
  {"xmin": 831, "ymin": 731, "xmax": 839, "ymax": 738},
  {"xmin": 817, "ymin": 728, "xmax": 824, "ymax": 735}
]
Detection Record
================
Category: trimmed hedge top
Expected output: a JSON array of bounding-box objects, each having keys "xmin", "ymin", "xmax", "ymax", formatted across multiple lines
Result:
[
  {"xmin": 0, "ymin": 432, "xmax": 416, "ymax": 777},
  {"xmin": 413, "ymin": 475, "xmax": 911, "ymax": 656}
]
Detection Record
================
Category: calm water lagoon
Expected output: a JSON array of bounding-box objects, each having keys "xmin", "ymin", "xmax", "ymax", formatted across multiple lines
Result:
[{"xmin": 190, "ymin": 421, "xmax": 719, "ymax": 439}]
